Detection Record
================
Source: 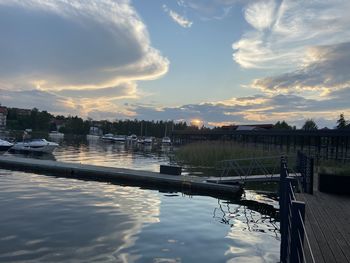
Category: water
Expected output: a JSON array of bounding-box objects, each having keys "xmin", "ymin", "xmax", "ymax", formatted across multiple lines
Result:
[{"xmin": 0, "ymin": 137, "xmax": 280, "ymax": 262}]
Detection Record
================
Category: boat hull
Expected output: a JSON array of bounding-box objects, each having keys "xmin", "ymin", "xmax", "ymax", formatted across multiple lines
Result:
[
  {"xmin": 10, "ymin": 140, "xmax": 58, "ymax": 154},
  {"xmin": 0, "ymin": 145, "xmax": 12, "ymax": 151}
]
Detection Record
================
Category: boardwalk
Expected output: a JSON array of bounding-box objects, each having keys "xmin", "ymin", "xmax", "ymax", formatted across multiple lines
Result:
[{"xmin": 296, "ymin": 189, "xmax": 350, "ymax": 262}]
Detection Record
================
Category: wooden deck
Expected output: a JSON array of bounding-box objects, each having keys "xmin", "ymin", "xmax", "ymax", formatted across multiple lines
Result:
[{"xmin": 296, "ymin": 190, "xmax": 350, "ymax": 262}]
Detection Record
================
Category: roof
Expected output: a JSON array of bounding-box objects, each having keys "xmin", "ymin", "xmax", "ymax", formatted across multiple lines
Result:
[
  {"xmin": 236, "ymin": 125, "xmax": 258, "ymax": 131},
  {"xmin": 0, "ymin": 106, "xmax": 7, "ymax": 114}
]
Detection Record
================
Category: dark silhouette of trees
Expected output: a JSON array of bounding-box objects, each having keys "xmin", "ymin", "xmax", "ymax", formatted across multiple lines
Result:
[
  {"xmin": 336, "ymin": 113, "xmax": 347, "ymax": 129},
  {"xmin": 273, "ymin": 121, "xmax": 293, "ymax": 130},
  {"xmin": 302, "ymin": 119, "xmax": 318, "ymax": 130}
]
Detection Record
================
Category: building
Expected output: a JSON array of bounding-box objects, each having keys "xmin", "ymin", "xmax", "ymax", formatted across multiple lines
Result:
[
  {"xmin": 12, "ymin": 108, "xmax": 31, "ymax": 116},
  {"xmin": 0, "ymin": 106, "xmax": 8, "ymax": 130},
  {"xmin": 89, "ymin": 126, "xmax": 103, "ymax": 136}
]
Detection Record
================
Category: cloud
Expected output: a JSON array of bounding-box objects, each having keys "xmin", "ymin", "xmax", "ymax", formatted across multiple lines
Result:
[
  {"xmin": 0, "ymin": 0, "xmax": 169, "ymax": 106},
  {"xmin": 233, "ymin": 0, "xmax": 350, "ymax": 69},
  {"xmin": 0, "ymin": 88, "xmax": 75, "ymax": 115},
  {"xmin": 163, "ymin": 5, "xmax": 193, "ymax": 28},
  {"xmin": 244, "ymin": 0, "xmax": 276, "ymax": 31},
  {"xmin": 129, "ymin": 90, "xmax": 350, "ymax": 128},
  {"xmin": 176, "ymin": 0, "xmax": 241, "ymax": 20},
  {"xmin": 252, "ymin": 42, "xmax": 350, "ymax": 93}
]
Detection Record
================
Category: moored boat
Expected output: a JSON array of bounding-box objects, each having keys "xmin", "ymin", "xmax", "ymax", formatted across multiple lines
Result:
[
  {"xmin": 127, "ymin": 134, "xmax": 138, "ymax": 142},
  {"xmin": 10, "ymin": 139, "xmax": 59, "ymax": 153},
  {"xmin": 101, "ymin": 133, "xmax": 114, "ymax": 142},
  {"xmin": 113, "ymin": 135, "xmax": 126, "ymax": 143},
  {"xmin": 143, "ymin": 137, "xmax": 154, "ymax": 145},
  {"xmin": 161, "ymin": 136, "xmax": 172, "ymax": 145},
  {"xmin": 0, "ymin": 139, "xmax": 13, "ymax": 151}
]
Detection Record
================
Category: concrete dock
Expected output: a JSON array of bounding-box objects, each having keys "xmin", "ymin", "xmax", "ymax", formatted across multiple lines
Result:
[{"xmin": 0, "ymin": 156, "xmax": 242, "ymax": 199}]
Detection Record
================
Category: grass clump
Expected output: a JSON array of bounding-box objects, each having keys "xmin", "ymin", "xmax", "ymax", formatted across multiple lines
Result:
[
  {"xmin": 319, "ymin": 163, "xmax": 350, "ymax": 176},
  {"xmin": 175, "ymin": 141, "xmax": 281, "ymax": 167}
]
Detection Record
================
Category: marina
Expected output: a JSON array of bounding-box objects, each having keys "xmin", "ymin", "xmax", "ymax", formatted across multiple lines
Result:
[{"xmin": 0, "ymin": 139, "xmax": 280, "ymax": 262}]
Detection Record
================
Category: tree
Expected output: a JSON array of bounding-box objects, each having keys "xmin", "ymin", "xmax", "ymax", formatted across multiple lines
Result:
[
  {"xmin": 273, "ymin": 120, "xmax": 292, "ymax": 130},
  {"xmin": 302, "ymin": 119, "xmax": 318, "ymax": 131},
  {"xmin": 336, "ymin": 113, "xmax": 347, "ymax": 129}
]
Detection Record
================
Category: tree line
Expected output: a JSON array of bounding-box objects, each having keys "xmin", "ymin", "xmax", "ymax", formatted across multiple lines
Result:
[
  {"xmin": 5, "ymin": 107, "xmax": 350, "ymax": 135},
  {"xmin": 5, "ymin": 107, "xmax": 189, "ymax": 136},
  {"xmin": 272, "ymin": 114, "xmax": 350, "ymax": 131}
]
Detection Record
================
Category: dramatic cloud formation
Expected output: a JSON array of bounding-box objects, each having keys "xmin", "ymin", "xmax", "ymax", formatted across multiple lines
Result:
[
  {"xmin": 0, "ymin": 0, "xmax": 169, "ymax": 115},
  {"xmin": 163, "ymin": 4, "xmax": 193, "ymax": 28},
  {"xmin": 252, "ymin": 42, "xmax": 350, "ymax": 94},
  {"xmin": 233, "ymin": 0, "xmax": 350, "ymax": 69},
  {"xmin": 131, "ymin": 90, "xmax": 350, "ymax": 128}
]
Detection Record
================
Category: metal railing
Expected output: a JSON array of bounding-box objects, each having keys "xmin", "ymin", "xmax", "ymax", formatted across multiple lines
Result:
[
  {"xmin": 217, "ymin": 155, "xmax": 283, "ymax": 181},
  {"xmin": 280, "ymin": 157, "xmax": 315, "ymax": 263}
]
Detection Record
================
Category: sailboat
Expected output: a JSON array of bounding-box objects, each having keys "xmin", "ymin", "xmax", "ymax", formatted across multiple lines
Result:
[{"xmin": 161, "ymin": 123, "xmax": 172, "ymax": 145}]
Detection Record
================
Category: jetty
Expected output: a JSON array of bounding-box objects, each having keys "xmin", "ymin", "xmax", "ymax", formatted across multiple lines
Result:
[
  {"xmin": 279, "ymin": 152, "xmax": 350, "ymax": 263},
  {"xmin": 0, "ymin": 156, "xmax": 242, "ymax": 199}
]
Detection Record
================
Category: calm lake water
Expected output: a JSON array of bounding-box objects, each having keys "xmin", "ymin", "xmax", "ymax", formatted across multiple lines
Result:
[{"xmin": 0, "ymin": 137, "xmax": 280, "ymax": 262}]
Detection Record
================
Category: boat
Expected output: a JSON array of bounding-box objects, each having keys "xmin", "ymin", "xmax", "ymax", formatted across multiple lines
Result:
[
  {"xmin": 127, "ymin": 134, "xmax": 138, "ymax": 142},
  {"xmin": 101, "ymin": 133, "xmax": 115, "ymax": 142},
  {"xmin": 143, "ymin": 137, "xmax": 154, "ymax": 145},
  {"xmin": 113, "ymin": 135, "xmax": 126, "ymax": 143},
  {"xmin": 161, "ymin": 136, "xmax": 172, "ymax": 145},
  {"xmin": 136, "ymin": 138, "xmax": 144, "ymax": 144},
  {"xmin": 10, "ymin": 139, "xmax": 59, "ymax": 153},
  {"xmin": 0, "ymin": 139, "xmax": 13, "ymax": 151}
]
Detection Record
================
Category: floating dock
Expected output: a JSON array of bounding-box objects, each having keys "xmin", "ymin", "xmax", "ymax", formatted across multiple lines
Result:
[{"xmin": 0, "ymin": 156, "xmax": 242, "ymax": 199}]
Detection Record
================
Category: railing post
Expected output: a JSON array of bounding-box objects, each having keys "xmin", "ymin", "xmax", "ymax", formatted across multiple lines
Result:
[
  {"xmin": 308, "ymin": 157, "xmax": 314, "ymax": 194},
  {"xmin": 291, "ymin": 201, "xmax": 306, "ymax": 263},
  {"xmin": 280, "ymin": 157, "xmax": 288, "ymax": 262}
]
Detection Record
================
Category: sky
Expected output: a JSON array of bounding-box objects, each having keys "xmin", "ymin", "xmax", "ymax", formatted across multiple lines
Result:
[{"xmin": 1, "ymin": 0, "xmax": 350, "ymax": 128}]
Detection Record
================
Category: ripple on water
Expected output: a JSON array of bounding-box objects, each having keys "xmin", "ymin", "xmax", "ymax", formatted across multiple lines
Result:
[{"xmin": 0, "ymin": 140, "xmax": 280, "ymax": 262}]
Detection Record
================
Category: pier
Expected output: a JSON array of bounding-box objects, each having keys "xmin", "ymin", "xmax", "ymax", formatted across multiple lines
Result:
[
  {"xmin": 296, "ymin": 191, "xmax": 350, "ymax": 263},
  {"xmin": 280, "ymin": 152, "xmax": 350, "ymax": 263},
  {"xmin": 0, "ymin": 156, "xmax": 242, "ymax": 199}
]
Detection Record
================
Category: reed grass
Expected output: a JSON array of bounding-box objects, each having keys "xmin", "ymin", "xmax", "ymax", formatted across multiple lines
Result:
[
  {"xmin": 175, "ymin": 141, "xmax": 282, "ymax": 167},
  {"xmin": 318, "ymin": 160, "xmax": 350, "ymax": 176}
]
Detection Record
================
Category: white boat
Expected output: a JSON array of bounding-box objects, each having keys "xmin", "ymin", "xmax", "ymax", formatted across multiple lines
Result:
[
  {"xmin": 11, "ymin": 139, "xmax": 59, "ymax": 153},
  {"xmin": 161, "ymin": 136, "xmax": 172, "ymax": 145},
  {"xmin": 0, "ymin": 139, "xmax": 13, "ymax": 151},
  {"xmin": 113, "ymin": 135, "xmax": 126, "ymax": 143},
  {"xmin": 144, "ymin": 137, "xmax": 154, "ymax": 144},
  {"xmin": 101, "ymin": 133, "xmax": 115, "ymax": 142},
  {"xmin": 127, "ymin": 134, "xmax": 138, "ymax": 142}
]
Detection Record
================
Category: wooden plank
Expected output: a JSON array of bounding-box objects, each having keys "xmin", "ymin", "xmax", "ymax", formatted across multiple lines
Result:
[
  {"xmin": 316, "ymin": 192, "xmax": 350, "ymax": 262},
  {"xmin": 298, "ymin": 194, "xmax": 335, "ymax": 263},
  {"xmin": 303, "ymin": 211, "xmax": 325, "ymax": 263},
  {"xmin": 300, "ymin": 192, "xmax": 350, "ymax": 263},
  {"xmin": 306, "ymin": 194, "xmax": 348, "ymax": 263}
]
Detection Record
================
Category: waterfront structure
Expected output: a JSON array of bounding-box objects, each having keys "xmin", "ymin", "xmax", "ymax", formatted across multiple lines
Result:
[
  {"xmin": 89, "ymin": 126, "xmax": 103, "ymax": 136},
  {"xmin": 0, "ymin": 156, "xmax": 243, "ymax": 199},
  {"xmin": 172, "ymin": 129, "xmax": 350, "ymax": 161}
]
